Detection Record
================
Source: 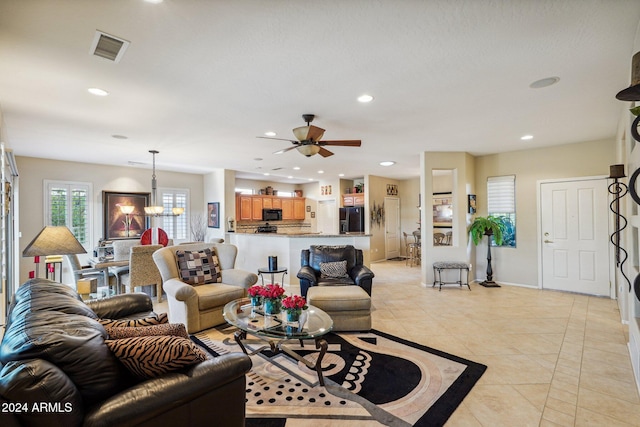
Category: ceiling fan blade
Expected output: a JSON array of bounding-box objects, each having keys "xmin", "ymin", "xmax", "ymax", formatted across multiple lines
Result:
[
  {"xmin": 318, "ymin": 147, "xmax": 334, "ymax": 157},
  {"xmin": 318, "ymin": 140, "xmax": 362, "ymax": 147},
  {"xmin": 257, "ymin": 136, "xmax": 299, "ymax": 143},
  {"xmin": 273, "ymin": 146, "xmax": 299, "ymax": 155}
]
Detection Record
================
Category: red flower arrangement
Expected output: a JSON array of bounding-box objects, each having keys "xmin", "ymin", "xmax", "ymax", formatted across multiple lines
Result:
[
  {"xmin": 247, "ymin": 285, "xmax": 263, "ymax": 297},
  {"xmin": 281, "ymin": 294, "xmax": 308, "ymax": 313},
  {"xmin": 260, "ymin": 284, "xmax": 285, "ymax": 300}
]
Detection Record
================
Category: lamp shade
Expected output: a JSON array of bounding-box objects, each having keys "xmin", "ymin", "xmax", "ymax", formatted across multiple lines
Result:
[
  {"xmin": 609, "ymin": 164, "xmax": 626, "ymax": 179},
  {"xmin": 296, "ymin": 145, "xmax": 321, "ymax": 157},
  {"xmin": 22, "ymin": 226, "xmax": 87, "ymax": 257}
]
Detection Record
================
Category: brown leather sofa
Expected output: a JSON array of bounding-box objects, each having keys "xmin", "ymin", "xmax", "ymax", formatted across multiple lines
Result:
[
  {"xmin": 0, "ymin": 278, "xmax": 251, "ymax": 427},
  {"xmin": 297, "ymin": 245, "xmax": 374, "ymax": 298}
]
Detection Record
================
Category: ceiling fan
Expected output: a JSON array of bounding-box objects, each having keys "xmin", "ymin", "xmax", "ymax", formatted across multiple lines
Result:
[{"xmin": 258, "ymin": 114, "xmax": 362, "ymax": 157}]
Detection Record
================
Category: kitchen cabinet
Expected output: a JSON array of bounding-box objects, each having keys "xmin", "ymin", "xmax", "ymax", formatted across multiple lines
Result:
[
  {"xmin": 342, "ymin": 194, "xmax": 364, "ymax": 207},
  {"xmin": 281, "ymin": 199, "xmax": 293, "ymax": 220},
  {"xmin": 293, "ymin": 198, "xmax": 305, "ymax": 219},
  {"xmin": 236, "ymin": 195, "xmax": 305, "ymax": 222},
  {"xmin": 237, "ymin": 196, "xmax": 253, "ymax": 221},
  {"xmin": 251, "ymin": 197, "xmax": 263, "ymax": 220}
]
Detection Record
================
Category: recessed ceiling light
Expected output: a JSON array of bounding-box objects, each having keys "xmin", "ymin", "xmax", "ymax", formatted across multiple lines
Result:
[
  {"xmin": 339, "ymin": 173, "xmax": 345, "ymax": 177},
  {"xmin": 264, "ymin": 131, "xmax": 277, "ymax": 137},
  {"xmin": 318, "ymin": 170, "xmax": 324, "ymax": 174},
  {"xmin": 308, "ymin": 178, "xmax": 313, "ymax": 181},
  {"xmin": 263, "ymin": 173, "xmax": 270, "ymax": 176},
  {"xmin": 529, "ymin": 77, "xmax": 560, "ymax": 89},
  {"xmin": 358, "ymin": 94, "xmax": 374, "ymax": 103},
  {"xmin": 521, "ymin": 135, "xmax": 534, "ymax": 141},
  {"xmin": 144, "ymin": 0, "xmax": 164, "ymax": 4},
  {"xmin": 288, "ymin": 176, "xmax": 293, "ymax": 179},
  {"xmin": 254, "ymin": 157, "xmax": 263, "ymax": 161},
  {"xmin": 379, "ymin": 161, "xmax": 395, "ymax": 166},
  {"xmin": 88, "ymin": 87, "xmax": 109, "ymax": 96},
  {"xmin": 112, "ymin": 134, "xmax": 128, "ymax": 139},
  {"xmin": 293, "ymin": 166, "xmax": 301, "ymax": 170}
]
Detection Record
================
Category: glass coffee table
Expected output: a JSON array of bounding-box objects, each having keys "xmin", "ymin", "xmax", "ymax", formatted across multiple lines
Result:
[{"xmin": 223, "ymin": 298, "xmax": 333, "ymax": 385}]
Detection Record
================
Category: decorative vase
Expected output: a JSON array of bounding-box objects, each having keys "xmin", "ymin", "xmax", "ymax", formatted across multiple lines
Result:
[
  {"xmin": 286, "ymin": 309, "xmax": 301, "ymax": 323},
  {"xmin": 250, "ymin": 296, "xmax": 262, "ymax": 307},
  {"xmin": 263, "ymin": 298, "xmax": 281, "ymax": 315}
]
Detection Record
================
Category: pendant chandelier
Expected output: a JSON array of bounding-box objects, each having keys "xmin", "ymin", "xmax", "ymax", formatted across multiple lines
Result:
[{"xmin": 144, "ymin": 150, "xmax": 184, "ymax": 217}]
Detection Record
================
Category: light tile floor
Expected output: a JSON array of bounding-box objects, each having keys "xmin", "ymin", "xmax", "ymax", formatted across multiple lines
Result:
[{"xmin": 154, "ymin": 260, "xmax": 640, "ymax": 426}]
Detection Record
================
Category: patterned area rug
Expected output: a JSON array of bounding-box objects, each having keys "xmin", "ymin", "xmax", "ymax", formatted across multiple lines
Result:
[{"xmin": 193, "ymin": 326, "xmax": 486, "ymax": 427}]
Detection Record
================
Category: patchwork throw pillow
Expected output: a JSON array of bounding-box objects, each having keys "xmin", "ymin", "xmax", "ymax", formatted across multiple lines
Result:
[
  {"xmin": 320, "ymin": 260, "xmax": 349, "ymax": 278},
  {"xmin": 105, "ymin": 323, "xmax": 189, "ymax": 339},
  {"xmin": 98, "ymin": 313, "xmax": 168, "ymax": 328},
  {"xmin": 106, "ymin": 335, "xmax": 208, "ymax": 379},
  {"xmin": 175, "ymin": 248, "xmax": 222, "ymax": 285}
]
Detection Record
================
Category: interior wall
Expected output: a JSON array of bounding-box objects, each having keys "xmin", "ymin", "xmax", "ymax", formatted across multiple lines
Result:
[
  {"xmin": 367, "ymin": 175, "xmax": 400, "ymax": 262},
  {"xmin": 474, "ymin": 138, "xmax": 615, "ymax": 286},
  {"xmin": 16, "ymin": 156, "xmax": 204, "ymax": 285},
  {"xmin": 400, "ymin": 177, "xmax": 420, "ymax": 256},
  {"xmin": 421, "ymin": 152, "xmax": 475, "ymax": 284},
  {"xmin": 234, "ymin": 178, "xmax": 302, "ymax": 195},
  {"xmin": 203, "ymin": 168, "xmax": 227, "ymax": 242}
]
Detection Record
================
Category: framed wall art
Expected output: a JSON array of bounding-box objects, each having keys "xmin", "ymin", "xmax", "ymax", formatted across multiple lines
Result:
[
  {"xmin": 208, "ymin": 202, "xmax": 220, "ymax": 228},
  {"xmin": 433, "ymin": 192, "xmax": 453, "ymax": 228},
  {"xmin": 468, "ymin": 194, "xmax": 477, "ymax": 214},
  {"xmin": 103, "ymin": 191, "xmax": 150, "ymax": 240}
]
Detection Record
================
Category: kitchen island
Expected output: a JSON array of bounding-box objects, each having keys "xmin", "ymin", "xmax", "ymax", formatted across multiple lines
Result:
[{"xmin": 225, "ymin": 233, "xmax": 371, "ymax": 287}]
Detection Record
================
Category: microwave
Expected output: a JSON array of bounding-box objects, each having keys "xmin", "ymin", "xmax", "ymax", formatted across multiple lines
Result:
[{"xmin": 262, "ymin": 208, "xmax": 282, "ymax": 221}]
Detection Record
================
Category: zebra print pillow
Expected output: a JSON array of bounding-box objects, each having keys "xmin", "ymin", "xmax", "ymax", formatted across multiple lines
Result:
[
  {"xmin": 319, "ymin": 260, "xmax": 349, "ymax": 278},
  {"xmin": 106, "ymin": 335, "xmax": 208, "ymax": 379},
  {"xmin": 175, "ymin": 248, "xmax": 222, "ymax": 285},
  {"xmin": 105, "ymin": 323, "xmax": 189, "ymax": 340},
  {"xmin": 98, "ymin": 313, "xmax": 168, "ymax": 328}
]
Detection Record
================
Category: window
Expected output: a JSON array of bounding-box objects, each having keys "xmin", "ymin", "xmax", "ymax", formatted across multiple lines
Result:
[
  {"xmin": 487, "ymin": 175, "xmax": 516, "ymax": 247},
  {"xmin": 159, "ymin": 188, "xmax": 189, "ymax": 240},
  {"xmin": 45, "ymin": 180, "xmax": 92, "ymax": 247}
]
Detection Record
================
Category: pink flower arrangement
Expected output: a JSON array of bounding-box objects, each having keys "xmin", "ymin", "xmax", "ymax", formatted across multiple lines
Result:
[
  {"xmin": 281, "ymin": 295, "xmax": 308, "ymax": 313},
  {"xmin": 247, "ymin": 285, "xmax": 263, "ymax": 297},
  {"xmin": 260, "ymin": 284, "xmax": 285, "ymax": 300}
]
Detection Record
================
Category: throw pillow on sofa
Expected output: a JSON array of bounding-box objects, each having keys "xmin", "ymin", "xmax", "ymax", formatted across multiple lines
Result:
[
  {"xmin": 98, "ymin": 313, "xmax": 168, "ymax": 328},
  {"xmin": 320, "ymin": 260, "xmax": 349, "ymax": 278},
  {"xmin": 105, "ymin": 323, "xmax": 189, "ymax": 339},
  {"xmin": 106, "ymin": 335, "xmax": 208, "ymax": 379},
  {"xmin": 175, "ymin": 248, "xmax": 222, "ymax": 285}
]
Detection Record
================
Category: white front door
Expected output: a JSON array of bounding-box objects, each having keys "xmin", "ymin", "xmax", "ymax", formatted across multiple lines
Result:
[
  {"xmin": 540, "ymin": 178, "xmax": 610, "ymax": 296},
  {"xmin": 385, "ymin": 197, "xmax": 400, "ymax": 259}
]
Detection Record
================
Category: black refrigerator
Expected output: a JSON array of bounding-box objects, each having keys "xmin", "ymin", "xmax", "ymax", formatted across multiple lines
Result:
[{"xmin": 339, "ymin": 207, "xmax": 365, "ymax": 234}]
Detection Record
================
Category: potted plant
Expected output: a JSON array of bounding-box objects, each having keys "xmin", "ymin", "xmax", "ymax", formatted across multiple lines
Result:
[{"xmin": 468, "ymin": 215, "xmax": 506, "ymax": 287}]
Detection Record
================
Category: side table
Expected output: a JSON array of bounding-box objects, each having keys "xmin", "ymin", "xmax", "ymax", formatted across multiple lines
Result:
[{"xmin": 257, "ymin": 267, "xmax": 288, "ymax": 286}]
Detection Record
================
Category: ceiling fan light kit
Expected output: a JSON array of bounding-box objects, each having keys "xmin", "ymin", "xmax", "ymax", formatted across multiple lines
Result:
[{"xmin": 260, "ymin": 114, "xmax": 362, "ymax": 158}]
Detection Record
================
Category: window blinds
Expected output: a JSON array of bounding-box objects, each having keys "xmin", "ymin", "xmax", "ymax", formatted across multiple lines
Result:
[{"xmin": 487, "ymin": 175, "xmax": 515, "ymax": 213}]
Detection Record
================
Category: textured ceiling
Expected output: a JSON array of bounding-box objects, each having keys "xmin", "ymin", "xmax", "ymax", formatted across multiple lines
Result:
[{"xmin": 1, "ymin": 0, "xmax": 639, "ymax": 183}]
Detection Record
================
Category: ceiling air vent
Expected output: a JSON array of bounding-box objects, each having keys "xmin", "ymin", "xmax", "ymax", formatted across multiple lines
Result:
[{"xmin": 90, "ymin": 31, "xmax": 130, "ymax": 63}]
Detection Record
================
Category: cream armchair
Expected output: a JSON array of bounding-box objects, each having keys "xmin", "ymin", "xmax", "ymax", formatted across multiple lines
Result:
[{"xmin": 153, "ymin": 242, "xmax": 258, "ymax": 333}]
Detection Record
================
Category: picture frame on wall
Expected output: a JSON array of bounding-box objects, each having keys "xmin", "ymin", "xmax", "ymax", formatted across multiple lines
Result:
[
  {"xmin": 208, "ymin": 202, "xmax": 220, "ymax": 228},
  {"xmin": 433, "ymin": 192, "xmax": 453, "ymax": 228},
  {"xmin": 103, "ymin": 191, "xmax": 150, "ymax": 240},
  {"xmin": 468, "ymin": 194, "xmax": 477, "ymax": 214}
]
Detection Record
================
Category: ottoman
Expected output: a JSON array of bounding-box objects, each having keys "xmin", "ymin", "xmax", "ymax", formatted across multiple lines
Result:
[{"xmin": 306, "ymin": 286, "xmax": 371, "ymax": 332}]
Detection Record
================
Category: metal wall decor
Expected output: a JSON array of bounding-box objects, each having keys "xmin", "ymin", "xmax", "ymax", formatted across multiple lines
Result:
[{"xmin": 608, "ymin": 165, "xmax": 630, "ymax": 295}]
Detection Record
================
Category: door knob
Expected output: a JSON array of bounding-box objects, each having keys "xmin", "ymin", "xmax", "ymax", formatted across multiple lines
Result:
[{"xmin": 544, "ymin": 239, "xmax": 553, "ymax": 243}]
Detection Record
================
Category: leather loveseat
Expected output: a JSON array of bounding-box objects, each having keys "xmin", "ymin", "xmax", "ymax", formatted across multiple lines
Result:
[
  {"xmin": 297, "ymin": 245, "xmax": 375, "ymax": 298},
  {"xmin": 0, "ymin": 278, "xmax": 252, "ymax": 427}
]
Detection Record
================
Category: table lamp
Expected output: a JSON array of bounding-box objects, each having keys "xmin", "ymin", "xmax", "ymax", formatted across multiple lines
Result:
[{"xmin": 23, "ymin": 226, "xmax": 87, "ymax": 278}]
